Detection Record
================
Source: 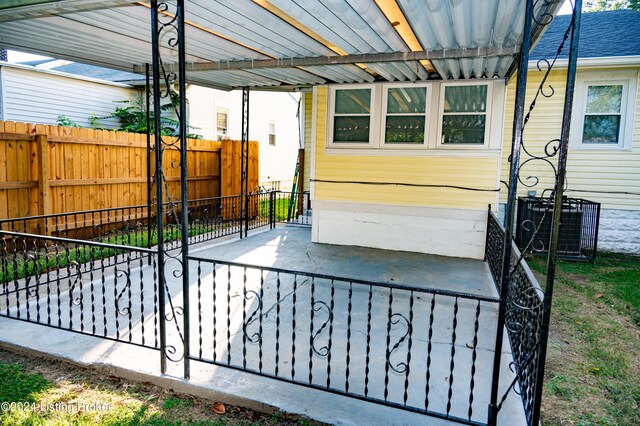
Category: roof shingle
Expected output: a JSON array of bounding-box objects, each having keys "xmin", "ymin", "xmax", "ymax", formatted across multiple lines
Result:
[{"xmin": 531, "ymin": 9, "xmax": 640, "ymax": 61}]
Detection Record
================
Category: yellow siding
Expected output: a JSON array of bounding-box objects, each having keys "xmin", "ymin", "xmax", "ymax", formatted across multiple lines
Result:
[
  {"xmin": 501, "ymin": 67, "xmax": 640, "ymax": 210},
  {"xmin": 303, "ymin": 92, "xmax": 312, "ymax": 192},
  {"xmin": 313, "ymin": 86, "xmax": 500, "ymax": 211}
]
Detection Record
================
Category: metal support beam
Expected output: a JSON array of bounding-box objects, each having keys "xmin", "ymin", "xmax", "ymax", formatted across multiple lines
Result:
[
  {"xmin": 145, "ymin": 63, "xmax": 153, "ymax": 260},
  {"xmin": 532, "ymin": 2, "xmax": 582, "ymax": 424},
  {"xmin": 149, "ymin": 0, "xmax": 167, "ymax": 375},
  {"xmin": 133, "ymin": 45, "xmax": 520, "ymax": 74},
  {"xmin": 240, "ymin": 87, "xmax": 250, "ymax": 238},
  {"xmin": 488, "ymin": 0, "xmax": 534, "ymax": 424},
  {"xmin": 176, "ymin": 0, "xmax": 191, "ymax": 381}
]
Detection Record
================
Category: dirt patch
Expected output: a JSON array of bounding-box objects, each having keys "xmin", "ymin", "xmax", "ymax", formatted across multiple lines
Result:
[{"xmin": 0, "ymin": 348, "xmax": 324, "ymax": 425}]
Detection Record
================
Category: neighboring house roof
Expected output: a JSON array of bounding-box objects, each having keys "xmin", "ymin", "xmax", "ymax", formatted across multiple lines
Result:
[
  {"xmin": 17, "ymin": 59, "xmax": 143, "ymax": 84},
  {"xmin": 531, "ymin": 9, "xmax": 640, "ymax": 62}
]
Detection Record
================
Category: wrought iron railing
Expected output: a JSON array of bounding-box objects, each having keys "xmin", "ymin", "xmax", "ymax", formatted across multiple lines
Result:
[
  {"xmin": 271, "ymin": 191, "xmax": 312, "ymax": 226},
  {"xmin": 187, "ymin": 255, "xmax": 499, "ymax": 425},
  {"xmin": 485, "ymin": 210, "xmax": 505, "ymax": 293},
  {"xmin": 0, "ymin": 231, "xmax": 160, "ymax": 351},
  {"xmin": 0, "ymin": 191, "xmax": 312, "ymax": 252},
  {"xmin": 485, "ymin": 210, "xmax": 544, "ymax": 425}
]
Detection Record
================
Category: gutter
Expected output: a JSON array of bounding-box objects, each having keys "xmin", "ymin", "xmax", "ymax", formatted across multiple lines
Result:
[{"xmin": 528, "ymin": 55, "xmax": 640, "ymax": 69}]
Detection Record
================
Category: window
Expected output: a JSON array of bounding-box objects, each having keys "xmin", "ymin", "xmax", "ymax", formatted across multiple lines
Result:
[
  {"xmin": 332, "ymin": 88, "xmax": 372, "ymax": 143},
  {"xmin": 440, "ymin": 84, "xmax": 488, "ymax": 145},
  {"xmin": 573, "ymin": 71, "xmax": 637, "ymax": 150},
  {"xmin": 216, "ymin": 108, "xmax": 228, "ymax": 140},
  {"xmin": 269, "ymin": 120, "xmax": 276, "ymax": 146},
  {"xmin": 582, "ymin": 84, "xmax": 623, "ymax": 144},
  {"xmin": 326, "ymin": 81, "xmax": 503, "ymax": 151},
  {"xmin": 384, "ymin": 87, "xmax": 427, "ymax": 144}
]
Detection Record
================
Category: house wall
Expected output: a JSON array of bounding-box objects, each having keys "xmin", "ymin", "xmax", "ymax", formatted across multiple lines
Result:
[
  {"xmin": 310, "ymin": 83, "xmax": 507, "ymax": 259},
  {"xmin": 0, "ymin": 64, "xmax": 136, "ymax": 129},
  {"xmin": 501, "ymin": 66, "xmax": 640, "ymax": 254},
  {"xmin": 187, "ymin": 86, "xmax": 300, "ymax": 191}
]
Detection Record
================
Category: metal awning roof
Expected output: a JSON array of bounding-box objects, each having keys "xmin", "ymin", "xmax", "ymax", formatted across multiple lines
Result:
[{"xmin": 0, "ymin": 0, "xmax": 563, "ymax": 90}]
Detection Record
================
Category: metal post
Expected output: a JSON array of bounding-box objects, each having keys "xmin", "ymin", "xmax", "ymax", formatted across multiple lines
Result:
[
  {"xmin": 270, "ymin": 190, "xmax": 276, "ymax": 229},
  {"xmin": 150, "ymin": 0, "xmax": 167, "ymax": 374},
  {"xmin": 240, "ymin": 87, "xmax": 250, "ymax": 238},
  {"xmin": 176, "ymin": 0, "xmax": 190, "ymax": 380},
  {"xmin": 488, "ymin": 0, "xmax": 534, "ymax": 423},
  {"xmin": 146, "ymin": 63, "xmax": 153, "ymax": 261},
  {"xmin": 532, "ymin": 2, "xmax": 582, "ymax": 424}
]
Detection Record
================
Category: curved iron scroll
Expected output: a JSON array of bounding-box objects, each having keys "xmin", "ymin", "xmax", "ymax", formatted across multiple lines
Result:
[
  {"xmin": 243, "ymin": 290, "xmax": 263, "ymax": 343},
  {"xmin": 387, "ymin": 313, "xmax": 412, "ymax": 374},
  {"xmin": 311, "ymin": 301, "xmax": 332, "ymax": 357}
]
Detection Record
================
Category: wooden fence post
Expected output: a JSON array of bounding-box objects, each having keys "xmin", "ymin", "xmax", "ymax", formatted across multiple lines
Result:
[
  {"xmin": 36, "ymin": 134, "xmax": 51, "ymax": 234},
  {"xmin": 36, "ymin": 134, "xmax": 51, "ymax": 215}
]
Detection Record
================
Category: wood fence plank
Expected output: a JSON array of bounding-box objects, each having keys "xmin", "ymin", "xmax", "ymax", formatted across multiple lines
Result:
[
  {"xmin": 0, "ymin": 121, "xmax": 251, "ymax": 224},
  {"xmin": 0, "ymin": 122, "xmax": 7, "ymax": 219}
]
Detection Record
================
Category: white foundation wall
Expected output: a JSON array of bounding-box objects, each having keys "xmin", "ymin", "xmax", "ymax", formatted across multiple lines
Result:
[
  {"xmin": 597, "ymin": 209, "xmax": 640, "ymax": 254},
  {"xmin": 311, "ymin": 201, "xmax": 489, "ymax": 259}
]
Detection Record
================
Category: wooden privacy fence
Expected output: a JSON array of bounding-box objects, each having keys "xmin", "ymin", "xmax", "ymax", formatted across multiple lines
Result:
[{"xmin": 0, "ymin": 120, "xmax": 258, "ymax": 222}]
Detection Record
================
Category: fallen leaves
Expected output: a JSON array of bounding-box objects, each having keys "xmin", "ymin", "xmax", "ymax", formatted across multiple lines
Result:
[{"xmin": 212, "ymin": 401, "xmax": 226, "ymax": 414}]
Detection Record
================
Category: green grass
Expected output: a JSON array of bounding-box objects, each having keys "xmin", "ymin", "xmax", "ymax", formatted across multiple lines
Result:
[
  {"xmin": 0, "ymin": 363, "xmax": 50, "ymax": 404},
  {"xmin": 527, "ymin": 252, "xmax": 640, "ymax": 425},
  {"xmin": 0, "ymin": 350, "xmax": 323, "ymax": 426},
  {"xmin": 259, "ymin": 197, "xmax": 297, "ymax": 222}
]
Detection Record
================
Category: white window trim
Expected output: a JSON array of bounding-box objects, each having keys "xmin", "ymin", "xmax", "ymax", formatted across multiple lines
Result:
[
  {"xmin": 268, "ymin": 119, "xmax": 277, "ymax": 146},
  {"xmin": 216, "ymin": 107, "xmax": 229, "ymax": 140},
  {"xmin": 571, "ymin": 70, "xmax": 637, "ymax": 151},
  {"xmin": 327, "ymin": 84, "xmax": 377, "ymax": 148},
  {"xmin": 326, "ymin": 80, "xmax": 504, "ymax": 153},
  {"xmin": 436, "ymin": 81, "xmax": 493, "ymax": 149},
  {"xmin": 379, "ymin": 83, "xmax": 432, "ymax": 149}
]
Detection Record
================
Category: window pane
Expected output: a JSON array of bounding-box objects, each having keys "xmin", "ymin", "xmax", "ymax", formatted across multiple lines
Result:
[
  {"xmin": 582, "ymin": 115, "xmax": 621, "ymax": 143},
  {"xmin": 334, "ymin": 116, "xmax": 370, "ymax": 142},
  {"xmin": 217, "ymin": 111, "xmax": 227, "ymax": 134},
  {"xmin": 443, "ymin": 85, "xmax": 487, "ymax": 113},
  {"xmin": 585, "ymin": 85, "xmax": 622, "ymax": 113},
  {"xmin": 441, "ymin": 115, "xmax": 486, "ymax": 144},
  {"xmin": 387, "ymin": 87, "xmax": 426, "ymax": 113},
  {"xmin": 335, "ymin": 89, "xmax": 371, "ymax": 114},
  {"xmin": 385, "ymin": 116, "xmax": 425, "ymax": 143}
]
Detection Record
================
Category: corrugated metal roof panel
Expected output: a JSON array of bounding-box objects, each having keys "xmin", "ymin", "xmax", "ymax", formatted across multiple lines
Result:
[{"xmin": 0, "ymin": 0, "xmax": 565, "ymax": 90}]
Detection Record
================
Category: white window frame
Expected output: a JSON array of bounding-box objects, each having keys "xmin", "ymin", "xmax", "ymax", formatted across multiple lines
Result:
[
  {"xmin": 268, "ymin": 119, "xmax": 277, "ymax": 146},
  {"xmin": 436, "ymin": 81, "xmax": 493, "ymax": 149},
  {"xmin": 572, "ymin": 70, "xmax": 637, "ymax": 151},
  {"xmin": 216, "ymin": 107, "xmax": 229, "ymax": 140},
  {"xmin": 379, "ymin": 83, "xmax": 432, "ymax": 149},
  {"xmin": 328, "ymin": 84, "xmax": 377, "ymax": 148},
  {"xmin": 325, "ymin": 80, "xmax": 504, "ymax": 154}
]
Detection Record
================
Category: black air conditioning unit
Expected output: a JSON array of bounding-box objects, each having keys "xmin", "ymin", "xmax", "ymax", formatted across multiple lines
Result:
[{"xmin": 515, "ymin": 197, "xmax": 600, "ymax": 262}]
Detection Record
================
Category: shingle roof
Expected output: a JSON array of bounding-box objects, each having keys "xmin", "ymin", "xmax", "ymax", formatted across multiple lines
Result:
[
  {"xmin": 48, "ymin": 62, "xmax": 142, "ymax": 84},
  {"xmin": 531, "ymin": 9, "xmax": 640, "ymax": 61}
]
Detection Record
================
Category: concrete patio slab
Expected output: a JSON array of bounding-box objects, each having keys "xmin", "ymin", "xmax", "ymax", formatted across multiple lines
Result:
[{"xmin": 0, "ymin": 225, "xmax": 526, "ymax": 425}]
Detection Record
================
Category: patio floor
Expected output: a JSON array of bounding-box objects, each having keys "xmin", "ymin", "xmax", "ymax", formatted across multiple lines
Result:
[
  {"xmin": 0, "ymin": 225, "xmax": 526, "ymax": 425},
  {"xmin": 190, "ymin": 226, "xmax": 498, "ymax": 297}
]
